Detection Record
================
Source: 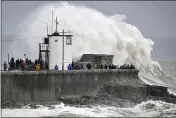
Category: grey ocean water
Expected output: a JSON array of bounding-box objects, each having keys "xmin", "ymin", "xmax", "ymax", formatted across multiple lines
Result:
[{"xmin": 159, "ymin": 60, "xmax": 176, "ymax": 79}]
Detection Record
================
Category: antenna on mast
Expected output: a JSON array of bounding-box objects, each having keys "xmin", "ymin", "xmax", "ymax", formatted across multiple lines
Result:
[
  {"xmin": 55, "ymin": 16, "xmax": 59, "ymax": 32},
  {"xmin": 52, "ymin": 10, "xmax": 53, "ymax": 34},
  {"xmin": 46, "ymin": 23, "xmax": 48, "ymax": 35}
]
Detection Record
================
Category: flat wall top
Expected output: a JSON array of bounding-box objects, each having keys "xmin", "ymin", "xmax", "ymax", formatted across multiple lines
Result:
[{"xmin": 1, "ymin": 69, "xmax": 139, "ymax": 76}]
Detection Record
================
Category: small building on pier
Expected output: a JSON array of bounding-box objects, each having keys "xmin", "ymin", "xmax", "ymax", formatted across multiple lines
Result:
[{"xmin": 39, "ymin": 17, "xmax": 73, "ymax": 70}]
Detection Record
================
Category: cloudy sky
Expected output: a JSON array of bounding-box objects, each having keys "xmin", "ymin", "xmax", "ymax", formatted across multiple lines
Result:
[{"xmin": 2, "ymin": 1, "xmax": 176, "ymax": 61}]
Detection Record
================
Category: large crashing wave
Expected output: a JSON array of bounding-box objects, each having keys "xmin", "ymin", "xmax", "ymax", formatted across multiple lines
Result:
[{"xmin": 10, "ymin": 2, "xmax": 176, "ymax": 95}]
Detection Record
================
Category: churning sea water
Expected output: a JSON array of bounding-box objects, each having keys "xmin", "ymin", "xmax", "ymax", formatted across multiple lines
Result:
[
  {"xmin": 2, "ymin": 2, "xmax": 176, "ymax": 117},
  {"xmin": 2, "ymin": 100, "xmax": 176, "ymax": 117}
]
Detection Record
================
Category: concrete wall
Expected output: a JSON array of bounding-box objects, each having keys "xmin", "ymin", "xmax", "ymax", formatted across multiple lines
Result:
[
  {"xmin": 79, "ymin": 54, "xmax": 114, "ymax": 65},
  {"xmin": 1, "ymin": 69, "xmax": 142, "ymax": 104}
]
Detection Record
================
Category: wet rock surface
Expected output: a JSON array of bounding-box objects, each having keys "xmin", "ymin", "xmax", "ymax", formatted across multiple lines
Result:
[
  {"xmin": 1, "ymin": 101, "xmax": 58, "ymax": 109},
  {"xmin": 2, "ymin": 101, "xmax": 40, "ymax": 109},
  {"xmin": 59, "ymin": 84, "xmax": 176, "ymax": 106},
  {"xmin": 147, "ymin": 95, "xmax": 176, "ymax": 104},
  {"xmin": 146, "ymin": 85, "xmax": 176, "ymax": 104}
]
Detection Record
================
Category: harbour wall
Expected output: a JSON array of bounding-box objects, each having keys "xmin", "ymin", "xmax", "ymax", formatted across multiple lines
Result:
[{"xmin": 1, "ymin": 69, "xmax": 146, "ymax": 104}]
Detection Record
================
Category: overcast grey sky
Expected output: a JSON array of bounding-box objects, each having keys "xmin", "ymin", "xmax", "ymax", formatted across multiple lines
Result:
[{"xmin": 2, "ymin": 1, "xmax": 176, "ymax": 60}]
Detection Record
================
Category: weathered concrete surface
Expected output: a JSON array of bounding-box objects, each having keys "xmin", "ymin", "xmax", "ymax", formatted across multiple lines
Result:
[
  {"xmin": 79, "ymin": 54, "xmax": 114, "ymax": 65},
  {"xmin": 1, "ymin": 69, "xmax": 142, "ymax": 105}
]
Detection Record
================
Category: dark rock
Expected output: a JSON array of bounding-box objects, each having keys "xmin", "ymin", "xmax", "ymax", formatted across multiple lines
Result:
[
  {"xmin": 29, "ymin": 104, "xmax": 40, "ymax": 109},
  {"xmin": 146, "ymin": 85, "xmax": 169, "ymax": 97},
  {"xmin": 169, "ymin": 94, "xmax": 176, "ymax": 99},
  {"xmin": 2, "ymin": 101, "xmax": 25, "ymax": 109},
  {"xmin": 59, "ymin": 83, "xmax": 176, "ymax": 106},
  {"xmin": 46, "ymin": 105, "xmax": 55, "ymax": 109},
  {"xmin": 147, "ymin": 95, "xmax": 176, "ymax": 104}
]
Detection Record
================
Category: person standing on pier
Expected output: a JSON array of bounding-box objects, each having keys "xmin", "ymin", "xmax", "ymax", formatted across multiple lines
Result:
[
  {"xmin": 54, "ymin": 65, "xmax": 59, "ymax": 70},
  {"xmin": 21, "ymin": 61, "xmax": 25, "ymax": 71},
  {"xmin": 67, "ymin": 64, "xmax": 72, "ymax": 70},
  {"xmin": 36, "ymin": 64, "xmax": 40, "ymax": 71},
  {"xmin": 94, "ymin": 64, "xmax": 98, "ymax": 69},
  {"xmin": 81, "ymin": 64, "xmax": 84, "ymax": 70},
  {"xmin": 16, "ymin": 58, "xmax": 20, "ymax": 69},
  {"xmin": 4, "ymin": 61, "xmax": 7, "ymax": 71}
]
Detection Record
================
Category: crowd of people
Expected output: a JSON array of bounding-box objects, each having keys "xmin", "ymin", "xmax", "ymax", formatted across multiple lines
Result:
[
  {"xmin": 53, "ymin": 62, "xmax": 135, "ymax": 71},
  {"xmin": 3, "ymin": 57, "xmax": 31, "ymax": 71},
  {"xmin": 119, "ymin": 64, "xmax": 135, "ymax": 69},
  {"xmin": 3, "ymin": 57, "xmax": 42, "ymax": 71},
  {"xmin": 84, "ymin": 63, "xmax": 135, "ymax": 70},
  {"xmin": 85, "ymin": 63, "xmax": 117, "ymax": 70},
  {"xmin": 3, "ymin": 58, "xmax": 135, "ymax": 71}
]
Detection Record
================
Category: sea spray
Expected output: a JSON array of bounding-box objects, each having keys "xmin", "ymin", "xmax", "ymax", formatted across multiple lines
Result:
[{"xmin": 8, "ymin": 2, "xmax": 176, "ymax": 95}]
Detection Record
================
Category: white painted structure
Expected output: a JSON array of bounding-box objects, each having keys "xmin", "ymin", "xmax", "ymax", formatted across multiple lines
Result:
[{"xmin": 48, "ymin": 31, "xmax": 73, "ymax": 70}]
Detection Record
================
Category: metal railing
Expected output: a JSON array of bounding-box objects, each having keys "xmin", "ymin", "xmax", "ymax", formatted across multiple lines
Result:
[{"xmin": 1, "ymin": 64, "xmax": 9, "ymax": 71}]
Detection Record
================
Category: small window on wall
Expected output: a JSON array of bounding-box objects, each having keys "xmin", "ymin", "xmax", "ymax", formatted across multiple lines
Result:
[
  {"xmin": 55, "ymin": 39, "xmax": 58, "ymax": 42},
  {"xmin": 66, "ymin": 36, "xmax": 72, "ymax": 45}
]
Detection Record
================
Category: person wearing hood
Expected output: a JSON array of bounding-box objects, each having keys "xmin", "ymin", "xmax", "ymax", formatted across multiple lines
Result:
[
  {"xmin": 104, "ymin": 64, "xmax": 107, "ymax": 69},
  {"xmin": 4, "ymin": 61, "xmax": 7, "ymax": 71},
  {"xmin": 67, "ymin": 64, "xmax": 72, "ymax": 70},
  {"xmin": 21, "ymin": 61, "xmax": 25, "ymax": 71},
  {"xmin": 94, "ymin": 64, "xmax": 98, "ymax": 69},
  {"xmin": 54, "ymin": 65, "xmax": 59, "ymax": 70},
  {"xmin": 36, "ymin": 63, "xmax": 40, "ymax": 71},
  {"xmin": 81, "ymin": 64, "xmax": 84, "ymax": 70},
  {"xmin": 16, "ymin": 58, "xmax": 20, "ymax": 68}
]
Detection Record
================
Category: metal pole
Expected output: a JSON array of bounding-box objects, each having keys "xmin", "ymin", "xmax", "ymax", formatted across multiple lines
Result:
[
  {"xmin": 8, "ymin": 54, "xmax": 9, "ymax": 64},
  {"xmin": 52, "ymin": 10, "xmax": 53, "ymax": 34},
  {"xmin": 56, "ymin": 17, "xmax": 58, "ymax": 32},
  {"xmin": 46, "ymin": 23, "xmax": 48, "ymax": 35},
  {"xmin": 62, "ymin": 29, "xmax": 65, "ymax": 70},
  {"xmin": 8, "ymin": 54, "xmax": 9, "ymax": 71}
]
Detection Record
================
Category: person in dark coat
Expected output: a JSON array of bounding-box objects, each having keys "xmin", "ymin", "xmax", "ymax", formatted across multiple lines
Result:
[
  {"xmin": 28, "ymin": 60, "xmax": 32, "ymax": 65},
  {"xmin": 127, "ymin": 64, "xmax": 129, "ymax": 69},
  {"xmin": 100, "ymin": 64, "xmax": 103, "ymax": 69},
  {"xmin": 21, "ymin": 61, "xmax": 25, "ymax": 71},
  {"xmin": 111, "ymin": 64, "xmax": 114, "ymax": 69},
  {"xmin": 4, "ymin": 61, "xmax": 7, "ymax": 71},
  {"xmin": 130, "ymin": 64, "xmax": 132, "ymax": 69},
  {"xmin": 81, "ymin": 64, "xmax": 84, "ymax": 70},
  {"xmin": 25, "ymin": 58, "xmax": 29, "ymax": 65},
  {"xmin": 71, "ymin": 62, "xmax": 75, "ymax": 70},
  {"xmin": 86, "ymin": 63, "xmax": 92, "ymax": 70},
  {"xmin": 104, "ymin": 64, "xmax": 107, "ymax": 69},
  {"xmin": 11, "ymin": 57, "xmax": 14, "ymax": 64},
  {"xmin": 16, "ymin": 58, "xmax": 20, "ymax": 68},
  {"xmin": 10, "ymin": 57, "xmax": 15, "ymax": 69},
  {"xmin": 74, "ymin": 63, "xmax": 81, "ymax": 70}
]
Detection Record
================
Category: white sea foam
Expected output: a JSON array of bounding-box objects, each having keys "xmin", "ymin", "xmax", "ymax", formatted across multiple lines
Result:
[{"xmin": 2, "ymin": 101, "xmax": 176, "ymax": 117}]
